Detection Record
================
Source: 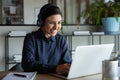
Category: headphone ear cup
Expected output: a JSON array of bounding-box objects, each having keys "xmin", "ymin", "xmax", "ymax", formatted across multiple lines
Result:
[
  {"xmin": 37, "ymin": 13, "xmax": 44, "ymax": 27},
  {"xmin": 37, "ymin": 19, "xmax": 44, "ymax": 27},
  {"xmin": 37, "ymin": 4, "xmax": 54, "ymax": 27}
]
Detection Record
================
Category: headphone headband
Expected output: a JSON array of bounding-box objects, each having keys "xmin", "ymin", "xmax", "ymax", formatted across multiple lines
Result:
[{"xmin": 37, "ymin": 4, "xmax": 57, "ymax": 27}]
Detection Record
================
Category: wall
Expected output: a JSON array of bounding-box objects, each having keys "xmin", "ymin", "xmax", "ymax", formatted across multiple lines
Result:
[{"xmin": 24, "ymin": 0, "xmax": 48, "ymax": 24}]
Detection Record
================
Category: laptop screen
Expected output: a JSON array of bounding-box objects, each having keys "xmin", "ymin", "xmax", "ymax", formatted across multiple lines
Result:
[{"xmin": 68, "ymin": 44, "xmax": 114, "ymax": 79}]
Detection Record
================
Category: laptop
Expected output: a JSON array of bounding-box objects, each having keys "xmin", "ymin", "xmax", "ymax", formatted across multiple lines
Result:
[{"xmin": 50, "ymin": 44, "xmax": 114, "ymax": 80}]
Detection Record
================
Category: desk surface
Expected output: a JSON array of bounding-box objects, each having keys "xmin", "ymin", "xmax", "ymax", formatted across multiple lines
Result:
[{"xmin": 0, "ymin": 71, "xmax": 102, "ymax": 80}]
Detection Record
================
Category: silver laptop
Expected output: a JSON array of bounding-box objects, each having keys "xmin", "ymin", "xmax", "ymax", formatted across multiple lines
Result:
[{"xmin": 50, "ymin": 44, "xmax": 114, "ymax": 80}]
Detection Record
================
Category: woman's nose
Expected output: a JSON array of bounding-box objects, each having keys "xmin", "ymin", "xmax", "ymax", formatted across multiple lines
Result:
[{"xmin": 54, "ymin": 23, "xmax": 59, "ymax": 29}]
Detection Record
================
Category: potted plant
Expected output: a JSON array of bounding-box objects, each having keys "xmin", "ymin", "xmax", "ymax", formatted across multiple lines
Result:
[{"xmin": 84, "ymin": 0, "xmax": 120, "ymax": 34}]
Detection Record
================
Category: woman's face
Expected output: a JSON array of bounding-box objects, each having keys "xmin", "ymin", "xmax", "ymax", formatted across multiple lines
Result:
[{"xmin": 41, "ymin": 14, "xmax": 62, "ymax": 38}]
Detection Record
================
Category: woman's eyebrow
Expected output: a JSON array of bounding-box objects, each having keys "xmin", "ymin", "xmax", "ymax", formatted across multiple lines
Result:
[{"xmin": 47, "ymin": 18, "xmax": 62, "ymax": 21}]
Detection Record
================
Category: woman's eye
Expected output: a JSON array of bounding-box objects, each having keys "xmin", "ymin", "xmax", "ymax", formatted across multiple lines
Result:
[
  {"xmin": 58, "ymin": 21, "xmax": 62, "ymax": 24},
  {"xmin": 49, "ymin": 21, "xmax": 55, "ymax": 24}
]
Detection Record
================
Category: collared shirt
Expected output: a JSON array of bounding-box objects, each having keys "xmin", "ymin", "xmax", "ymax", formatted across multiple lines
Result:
[{"xmin": 22, "ymin": 28, "xmax": 72, "ymax": 73}]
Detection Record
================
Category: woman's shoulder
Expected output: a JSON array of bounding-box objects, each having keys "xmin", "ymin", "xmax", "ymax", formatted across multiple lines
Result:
[
  {"xmin": 26, "ymin": 32, "xmax": 34, "ymax": 37},
  {"xmin": 26, "ymin": 30, "xmax": 39, "ymax": 36},
  {"xmin": 25, "ymin": 30, "xmax": 38, "ymax": 39}
]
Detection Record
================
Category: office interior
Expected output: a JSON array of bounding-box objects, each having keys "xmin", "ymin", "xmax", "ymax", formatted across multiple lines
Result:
[{"xmin": 0, "ymin": 0, "xmax": 119, "ymax": 71}]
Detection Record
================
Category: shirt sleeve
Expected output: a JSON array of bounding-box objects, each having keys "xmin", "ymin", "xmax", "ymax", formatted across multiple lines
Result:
[
  {"xmin": 60, "ymin": 36, "xmax": 72, "ymax": 64},
  {"xmin": 22, "ymin": 34, "xmax": 57, "ymax": 73}
]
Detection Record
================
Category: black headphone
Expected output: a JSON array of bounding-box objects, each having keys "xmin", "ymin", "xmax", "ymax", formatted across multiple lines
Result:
[{"xmin": 37, "ymin": 4, "xmax": 54, "ymax": 27}]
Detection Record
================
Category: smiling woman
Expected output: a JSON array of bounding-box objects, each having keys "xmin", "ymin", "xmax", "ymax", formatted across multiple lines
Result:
[{"xmin": 22, "ymin": 3, "xmax": 72, "ymax": 74}]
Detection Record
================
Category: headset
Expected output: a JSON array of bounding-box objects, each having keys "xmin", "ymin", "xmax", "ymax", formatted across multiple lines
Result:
[{"xmin": 37, "ymin": 4, "xmax": 54, "ymax": 27}]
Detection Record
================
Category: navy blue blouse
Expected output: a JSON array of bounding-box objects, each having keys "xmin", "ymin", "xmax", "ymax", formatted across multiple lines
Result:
[{"xmin": 22, "ymin": 28, "xmax": 72, "ymax": 73}]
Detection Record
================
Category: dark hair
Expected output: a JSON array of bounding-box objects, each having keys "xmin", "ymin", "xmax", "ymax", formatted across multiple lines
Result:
[{"xmin": 37, "ymin": 4, "xmax": 62, "ymax": 27}]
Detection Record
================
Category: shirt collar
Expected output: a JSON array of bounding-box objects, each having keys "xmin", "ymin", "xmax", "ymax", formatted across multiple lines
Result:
[{"xmin": 49, "ymin": 36, "xmax": 56, "ymax": 42}]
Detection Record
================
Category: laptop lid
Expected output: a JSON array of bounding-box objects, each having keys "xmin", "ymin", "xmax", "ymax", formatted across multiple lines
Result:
[{"xmin": 67, "ymin": 44, "xmax": 114, "ymax": 79}]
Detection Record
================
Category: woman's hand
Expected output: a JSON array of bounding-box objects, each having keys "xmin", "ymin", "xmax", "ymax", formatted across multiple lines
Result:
[{"xmin": 56, "ymin": 63, "xmax": 71, "ymax": 74}]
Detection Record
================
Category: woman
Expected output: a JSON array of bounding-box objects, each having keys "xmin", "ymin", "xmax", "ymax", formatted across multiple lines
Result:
[{"xmin": 22, "ymin": 3, "xmax": 72, "ymax": 74}]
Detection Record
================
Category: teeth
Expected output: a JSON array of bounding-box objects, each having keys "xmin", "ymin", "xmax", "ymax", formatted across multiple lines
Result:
[{"xmin": 52, "ymin": 30, "xmax": 57, "ymax": 33}]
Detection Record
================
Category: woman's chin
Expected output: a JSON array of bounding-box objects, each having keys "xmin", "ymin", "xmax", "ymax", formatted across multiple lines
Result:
[{"xmin": 51, "ymin": 33, "xmax": 57, "ymax": 36}]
